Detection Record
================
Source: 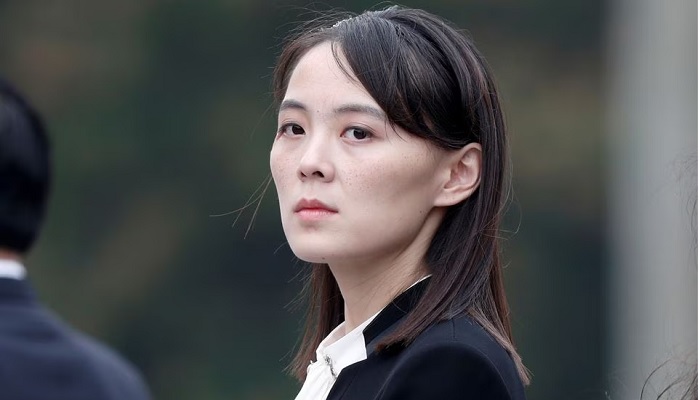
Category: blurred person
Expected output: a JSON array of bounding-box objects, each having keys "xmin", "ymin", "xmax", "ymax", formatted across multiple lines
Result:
[
  {"xmin": 0, "ymin": 78, "xmax": 150, "ymax": 400},
  {"xmin": 269, "ymin": 6, "xmax": 528, "ymax": 400}
]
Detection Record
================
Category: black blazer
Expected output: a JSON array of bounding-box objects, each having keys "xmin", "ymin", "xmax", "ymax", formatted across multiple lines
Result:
[
  {"xmin": 326, "ymin": 280, "xmax": 526, "ymax": 400},
  {"xmin": 0, "ymin": 277, "xmax": 150, "ymax": 400}
]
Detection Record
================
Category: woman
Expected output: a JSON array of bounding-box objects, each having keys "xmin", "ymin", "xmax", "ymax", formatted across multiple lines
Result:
[{"xmin": 269, "ymin": 6, "xmax": 529, "ymax": 400}]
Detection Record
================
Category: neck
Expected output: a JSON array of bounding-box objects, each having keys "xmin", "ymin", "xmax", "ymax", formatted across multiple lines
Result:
[
  {"xmin": 330, "ymin": 257, "xmax": 427, "ymax": 333},
  {"xmin": 328, "ymin": 209, "xmax": 442, "ymax": 333},
  {"xmin": 0, "ymin": 249, "xmax": 22, "ymax": 263}
]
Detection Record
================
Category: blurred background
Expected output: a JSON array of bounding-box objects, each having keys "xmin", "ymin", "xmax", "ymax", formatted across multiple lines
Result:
[{"xmin": 0, "ymin": 0, "xmax": 695, "ymax": 399}]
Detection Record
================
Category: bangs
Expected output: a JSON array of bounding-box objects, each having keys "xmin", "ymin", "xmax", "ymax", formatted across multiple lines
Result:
[
  {"xmin": 332, "ymin": 11, "xmax": 474, "ymax": 149},
  {"xmin": 273, "ymin": 9, "xmax": 478, "ymax": 150}
]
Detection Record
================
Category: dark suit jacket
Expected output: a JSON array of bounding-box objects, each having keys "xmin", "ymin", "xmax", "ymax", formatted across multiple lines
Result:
[
  {"xmin": 326, "ymin": 280, "xmax": 526, "ymax": 400},
  {"xmin": 0, "ymin": 277, "xmax": 150, "ymax": 400}
]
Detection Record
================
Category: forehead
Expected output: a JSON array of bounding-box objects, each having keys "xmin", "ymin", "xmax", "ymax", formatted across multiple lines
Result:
[{"xmin": 283, "ymin": 42, "xmax": 379, "ymax": 107}]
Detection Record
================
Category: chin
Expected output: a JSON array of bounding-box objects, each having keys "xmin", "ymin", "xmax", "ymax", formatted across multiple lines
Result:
[
  {"xmin": 286, "ymin": 238, "xmax": 341, "ymax": 264},
  {"xmin": 289, "ymin": 247, "xmax": 332, "ymax": 264},
  {"xmin": 283, "ymin": 226, "xmax": 335, "ymax": 263}
]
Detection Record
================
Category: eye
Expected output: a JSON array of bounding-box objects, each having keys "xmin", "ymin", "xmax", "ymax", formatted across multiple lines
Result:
[
  {"xmin": 278, "ymin": 123, "xmax": 305, "ymax": 136},
  {"xmin": 342, "ymin": 127, "xmax": 371, "ymax": 141}
]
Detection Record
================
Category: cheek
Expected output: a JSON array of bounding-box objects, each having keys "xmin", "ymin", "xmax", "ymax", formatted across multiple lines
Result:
[
  {"xmin": 270, "ymin": 147, "xmax": 294, "ymax": 192},
  {"xmin": 354, "ymin": 153, "xmax": 438, "ymax": 203}
]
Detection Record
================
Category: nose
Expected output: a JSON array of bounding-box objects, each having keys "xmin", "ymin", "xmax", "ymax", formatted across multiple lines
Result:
[{"xmin": 298, "ymin": 134, "xmax": 334, "ymax": 182}]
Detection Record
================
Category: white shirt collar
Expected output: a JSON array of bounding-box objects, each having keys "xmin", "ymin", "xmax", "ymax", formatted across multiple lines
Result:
[
  {"xmin": 294, "ymin": 275, "xmax": 431, "ymax": 400},
  {"xmin": 0, "ymin": 259, "xmax": 26, "ymax": 280},
  {"xmin": 316, "ymin": 309, "xmax": 379, "ymax": 376},
  {"xmin": 315, "ymin": 274, "xmax": 432, "ymax": 376}
]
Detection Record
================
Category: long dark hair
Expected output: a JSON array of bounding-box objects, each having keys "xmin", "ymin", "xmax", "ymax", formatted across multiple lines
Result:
[{"xmin": 272, "ymin": 6, "xmax": 529, "ymax": 384}]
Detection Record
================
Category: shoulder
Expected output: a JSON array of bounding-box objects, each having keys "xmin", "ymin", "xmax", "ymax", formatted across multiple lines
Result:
[
  {"xmin": 70, "ymin": 330, "xmax": 151, "ymax": 398},
  {"xmin": 377, "ymin": 316, "xmax": 525, "ymax": 400},
  {"xmin": 0, "ymin": 301, "xmax": 150, "ymax": 400},
  {"xmin": 49, "ymin": 309, "xmax": 151, "ymax": 400}
]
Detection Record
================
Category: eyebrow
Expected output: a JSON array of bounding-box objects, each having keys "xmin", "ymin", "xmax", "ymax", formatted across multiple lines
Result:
[{"xmin": 279, "ymin": 99, "xmax": 386, "ymax": 121}]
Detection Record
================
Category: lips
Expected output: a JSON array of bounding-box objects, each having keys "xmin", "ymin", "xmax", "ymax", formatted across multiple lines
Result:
[{"xmin": 294, "ymin": 198, "xmax": 338, "ymax": 213}]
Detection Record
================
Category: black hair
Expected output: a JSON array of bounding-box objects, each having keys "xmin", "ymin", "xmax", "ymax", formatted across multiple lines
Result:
[{"xmin": 0, "ymin": 78, "xmax": 51, "ymax": 254}]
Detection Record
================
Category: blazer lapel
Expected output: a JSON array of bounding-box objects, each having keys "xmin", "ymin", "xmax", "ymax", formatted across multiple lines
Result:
[
  {"xmin": 326, "ymin": 278, "xmax": 432, "ymax": 400},
  {"xmin": 362, "ymin": 277, "xmax": 430, "ymax": 354}
]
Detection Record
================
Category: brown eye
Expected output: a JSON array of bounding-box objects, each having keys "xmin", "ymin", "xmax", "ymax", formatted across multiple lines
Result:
[
  {"xmin": 279, "ymin": 123, "xmax": 305, "ymax": 136},
  {"xmin": 342, "ymin": 127, "xmax": 371, "ymax": 141}
]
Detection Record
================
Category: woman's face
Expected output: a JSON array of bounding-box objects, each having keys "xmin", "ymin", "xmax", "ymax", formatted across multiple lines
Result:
[{"xmin": 270, "ymin": 42, "xmax": 449, "ymax": 266}]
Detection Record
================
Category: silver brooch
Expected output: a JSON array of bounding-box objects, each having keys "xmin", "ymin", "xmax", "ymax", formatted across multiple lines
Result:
[{"xmin": 323, "ymin": 354, "xmax": 337, "ymax": 378}]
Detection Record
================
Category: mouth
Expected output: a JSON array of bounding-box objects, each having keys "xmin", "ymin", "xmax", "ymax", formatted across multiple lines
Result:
[{"xmin": 294, "ymin": 198, "xmax": 338, "ymax": 220}]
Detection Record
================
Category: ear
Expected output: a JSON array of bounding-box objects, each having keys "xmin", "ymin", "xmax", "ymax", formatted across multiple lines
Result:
[{"xmin": 434, "ymin": 142, "xmax": 482, "ymax": 207}]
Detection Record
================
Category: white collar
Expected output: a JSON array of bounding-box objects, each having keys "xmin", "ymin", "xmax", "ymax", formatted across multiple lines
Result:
[
  {"xmin": 0, "ymin": 259, "xmax": 26, "ymax": 280},
  {"xmin": 294, "ymin": 275, "xmax": 432, "ymax": 400},
  {"xmin": 314, "ymin": 274, "xmax": 432, "ymax": 376},
  {"xmin": 316, "ymin": 309, "xmax": 379, "ymax": 377}
]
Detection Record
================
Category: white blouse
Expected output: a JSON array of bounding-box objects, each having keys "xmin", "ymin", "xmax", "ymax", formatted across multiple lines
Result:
[
  {"xmin": 294, "ymin": 311, "xmax": 379, "ymax": 400},
  {"xmin": 293, "ymin": 276, "xmax": 431, "ymax": 400}
]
